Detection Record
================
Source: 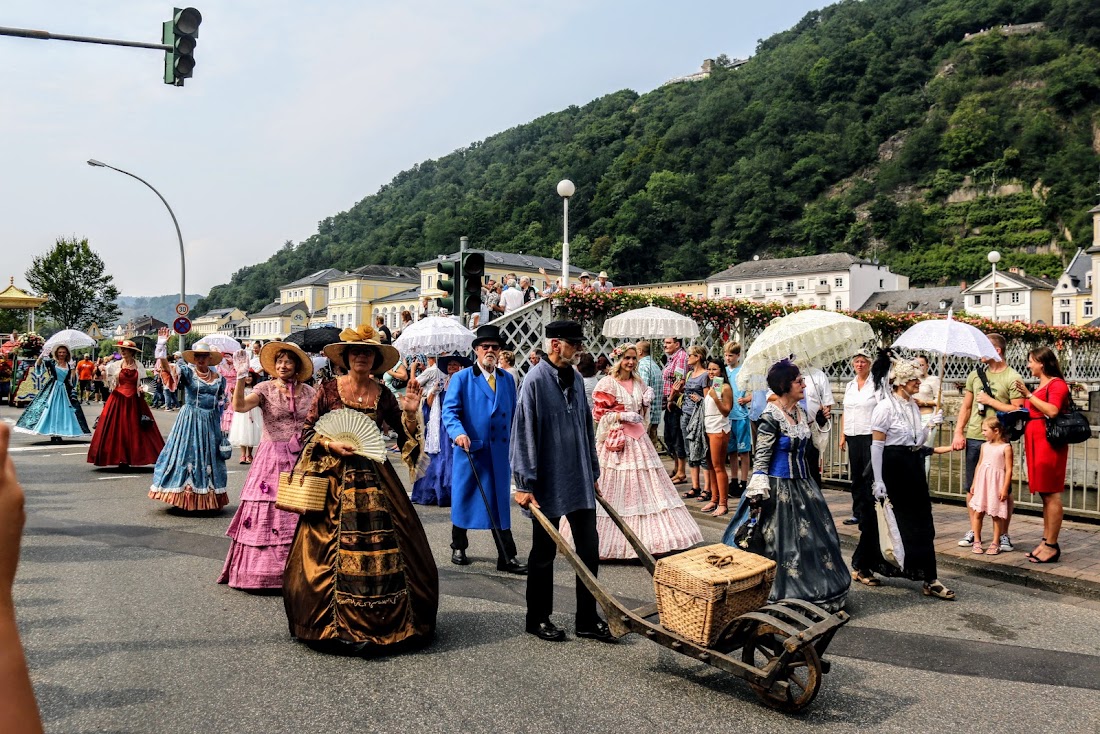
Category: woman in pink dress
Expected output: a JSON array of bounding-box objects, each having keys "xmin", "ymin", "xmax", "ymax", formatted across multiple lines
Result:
[
  {"xmin": 217, "ymin": 359, "xmax": 238, "ymax": 435},
  {"xmin": 584, "ymin": 343, "xmax": 703, "ymax": 559},
  {"xmin": 218, "ymin": 342, "xmax": 316, "ymax": 590}
]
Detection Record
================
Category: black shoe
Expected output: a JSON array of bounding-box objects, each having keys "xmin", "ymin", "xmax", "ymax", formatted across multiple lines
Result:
[
  {"xmin": 842, "ymin": 516, "xmax": 860, "ymax": 526},
  {"xmin": 497, "ymin": 558, "xmax": 528, "ymax": 575},
  {"xmin": 576, "ymin": 620, "xmax": 616, "ymax": 643},
  {"xmin": 526, "ymin": 620, "xmax": 566, "ymax": 641},
  {"xmin": 451, "ymin": 549, "xmax": 470, "ymax": 565}
]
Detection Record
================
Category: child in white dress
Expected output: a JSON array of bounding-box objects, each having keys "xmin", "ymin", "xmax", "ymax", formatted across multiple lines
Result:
[{"xmin": 228, "ymin": 372, "xmax": 263, "ymax": 463}]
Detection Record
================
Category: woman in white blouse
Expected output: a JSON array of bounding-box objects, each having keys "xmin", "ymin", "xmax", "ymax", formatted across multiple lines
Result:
[
  {"xmin": 839, "ymin": 349, "xmax": 877, "ymax": 526},
  {"xmin": 851, "ymin": 351, "xmax": 957, "ymax": 599}
]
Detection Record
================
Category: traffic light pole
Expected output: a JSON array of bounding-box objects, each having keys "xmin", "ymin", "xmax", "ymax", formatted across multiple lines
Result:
[
  {"xmin": 0, "ymin": 26, "xmax": 171, "ymax": 52},
  {"xmin": 458, "ymin": 236, "xmax": 468, "ymax": 323}
]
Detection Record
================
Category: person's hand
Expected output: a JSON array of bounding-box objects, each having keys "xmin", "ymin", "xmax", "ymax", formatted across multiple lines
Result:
[
  {"xmin": 929, "ymin": 410, "xmax": 944, "ymax": 426},
  {"xmin": 738, "ymin": 395, "xmax": 752, "ymax": 406},
  {"xmin": 951, "ymin": 432, "xmax": 967, "ymax": 451},
  {"xmin": 999, "ymin": 488, "xmax": 1010, "ymax": 502},
  {"xmin": 594, "ymin": 481, "xmax": 602, "ymax": 498},
  {"xmin": 689, "ymin": 393, "xmax": 701, "ymax": 403},
  {"xmin": 872, "ymin": 481, "xmax": 888, "ymax": 500},
  {"xmin": 620, "ymin": 411, "xmax": 643, "ymax": 424},
  {"xmin": 157, "ymin": 327, "xmax": 171, "ymax": 341},
  {"xmin": 821, "ymin": 405, "xmax": 832, "ymax": 419},
  {"xmin": 1015, "ymin": 379, "xmax": 1031, "ymax": 399},
  {"xmin": 325, "ymin": 439, "xmax": 357, "ymax": 458},
  {"xmin": 514, "ymin": 491, "xmax": 539, "ymax": 509},
  {"xmin": 975, "ymin": 392, "xmax": 995, "ymax": 407},
  {"xmin": 454, "ymin": 434, "xmax": 471, "ymax": 451},
  {"xmin": 401, "ymin": 379, "xmax": 422, "ymax": 413},
  {"xmin": 0, "ymin": 424, "xmax": 26, "ymax": 600},
  {"xmin": 838, "ymin": 435, "xmax": 846, "ymax": 451},
  {"xmin": 232, "ymin": 349, "xmax": 250, "ymax": 378}
]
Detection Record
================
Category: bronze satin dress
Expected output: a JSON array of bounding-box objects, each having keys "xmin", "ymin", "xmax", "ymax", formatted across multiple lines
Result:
[{"xmin": 283, "ymin": 379, "xmax": 438, "ymax": 649}]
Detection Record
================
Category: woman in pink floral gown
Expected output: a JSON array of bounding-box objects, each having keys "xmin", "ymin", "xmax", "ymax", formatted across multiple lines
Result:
[
  {"xmin": 586, "ymin": 344, "xmax": 702, "ymax": 559},
  {"xmin": 218, "ymin": 343, "xmax": 315, "ymax": 590}
]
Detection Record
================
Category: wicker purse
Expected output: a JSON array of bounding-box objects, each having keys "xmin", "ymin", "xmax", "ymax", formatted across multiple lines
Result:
[{"xmin": 276, "ymin": 470, "xmax": 329, "ymax": 514}]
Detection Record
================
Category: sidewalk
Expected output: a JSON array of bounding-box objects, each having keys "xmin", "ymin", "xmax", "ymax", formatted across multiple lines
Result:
[{"xmin": 673, "ymin": 467, "xmax": 1100, "ymax": 600}]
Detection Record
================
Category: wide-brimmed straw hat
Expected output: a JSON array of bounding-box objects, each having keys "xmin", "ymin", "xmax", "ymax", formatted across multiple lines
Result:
[
  {"xmin": 116, "ymin": 340, "xmax": 141, "ymax": 355},
  {"xmin": 259, "ymin": 341, "xmax": 313, "ymax": 383},
  {"xmin": 182, "ymin": 343, "xmax": 224, "ymax": 366},
  {"xmin": 322, "ymin": 324, "xmax": 400, "ymax": 376},
  {"xmin": 49, "ymin": 343, "xmax": 74, "ymax": 360}
]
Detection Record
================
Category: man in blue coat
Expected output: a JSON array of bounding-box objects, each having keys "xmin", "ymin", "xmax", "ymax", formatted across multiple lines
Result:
[{"xmin": 442, "ymin": 324, "xmax": 527, "ymax": 575}]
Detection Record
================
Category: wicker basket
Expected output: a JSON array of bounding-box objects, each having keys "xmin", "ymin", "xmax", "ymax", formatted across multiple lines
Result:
[
  {"xmin": 654, "ymin": 543, "xmax": 776, "ymax": 646},
  {"xmin": 276, "ymin": 470, "xmax": 329, "ymax": 514}
]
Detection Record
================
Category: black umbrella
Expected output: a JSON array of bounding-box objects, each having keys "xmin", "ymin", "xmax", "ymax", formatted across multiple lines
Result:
[{"xmin": 284, "ymin": 326, "xmax": 342, "ymax": 353}]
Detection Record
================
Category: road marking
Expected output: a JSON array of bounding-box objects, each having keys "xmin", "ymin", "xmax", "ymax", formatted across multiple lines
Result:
[
  {"xmin": 95, "ymin": 475, "xmax": 139, "ymax": 481},
  {"xmin": 9, "ymin": 445, "xmax": 69, "ymax": 453},
  {"xmin": 62, "ymin": 452, "xmax": 86, "ymax": 456}
]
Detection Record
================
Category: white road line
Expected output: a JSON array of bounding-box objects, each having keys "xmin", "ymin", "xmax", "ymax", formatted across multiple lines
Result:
[
  {"xmin": 9, "ymin": 445, "xmax": 69, "ymax": 453},
  {"xmin": 62, "ymin": 452, "xmax": 86, "ymax": 456},
  {"xmin": 95, "ymin": 475, "xmax": 139, "ymax": 481}
]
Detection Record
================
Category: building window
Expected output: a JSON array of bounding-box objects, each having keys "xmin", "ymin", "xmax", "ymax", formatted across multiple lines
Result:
[
  {"xmin": 786, "ymin": 281, "xmax": 795, "ymax": 293},
  {"xmin": 973, "ymin": 295, "xmax": 982, "ymax": 305},
  {"xmin": 834, "ymin": 277, "xmax": 844, "ymax": 287},
  {"xmin": 835, "ymin": 299, "xmax": 842, "ymax": 310},
  {"xmin": 1011, "ymin": 292, "xmax": 1021, "ymax": 304},
  {"xmin": 879, "ymin": 279, "xmax": 884, "ymax": 288},
  {"xmin": 765, "ymin": 283, "xmax": 773, "ymax": 292},
  {"xmin": 1060, "ymin": 298, "xmax": 1071, "ymax": 307},
  {"xmin": 724, "ymin": 285, "xmax": 732, "ymax": 296},
  {"xmin": 713, "ymin": 287, "xmax": 720, "ymax": 297},
  {"xmin": 1061, "ymin": 312, "xmax": 1072, "ymax": 325},
  {"xmin": 797, "ymin": 280, "xmax": 805, "ymax": 290},
  {"xmin": 1086, "ymin": 301, "xmax": 1094, "ymax": 317},
  {"xmin": 734, "ymin": 286, "xmax": 743, "ymax": 295}
]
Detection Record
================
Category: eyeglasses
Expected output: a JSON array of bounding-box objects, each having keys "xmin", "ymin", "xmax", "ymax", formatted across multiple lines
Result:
[
  {"xmin": 794, "ymin": 377, "xmax": 806, "ymax": 384},
  {"xmin": 478, "ymin": 344, "xmax": 501, "ymax": 351}
]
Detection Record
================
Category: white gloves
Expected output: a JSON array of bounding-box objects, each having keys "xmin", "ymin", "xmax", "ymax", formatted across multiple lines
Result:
[
  {"xmin": 870, "ymin": 438, "xmax": 886, "ymax": 500},
  {"xmin": 873, "ymin": 481, "xmax": 888, "ymax": 500},
  {"xmin": 928, "ymin": 410, "xmax": 944, "ymax": 426},
  {"xmin": 641, "ymin": 386, "xmax": 655, "ymax": 407},
  {"xmin": 154, "ymin": 336, "xmax": 168, "ymax": 360},
  {"xmin": 620, "ymin": 411, "xmax": 643, "ymax": 424},
  {"xmin": 745, "ymin": 473, "xmax": 770, "ymax": 501}
]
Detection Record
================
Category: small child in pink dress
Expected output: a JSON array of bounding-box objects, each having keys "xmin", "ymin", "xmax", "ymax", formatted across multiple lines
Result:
[{"xmin": 968, "ymin": 415, "xmax": 1013, "ymax": 556}]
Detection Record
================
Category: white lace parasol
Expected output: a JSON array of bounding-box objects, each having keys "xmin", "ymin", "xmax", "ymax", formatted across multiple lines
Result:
[
  {"xmin": 891, "ymin": 311, "xmax": 998, "ymax": 361},
  {"xmin": 601, "ymin": 306, "xmax": 700, "ymax": 339},
  {"xmin": 392, "ymin": 316, "xmax": 475, "ymax": 357},
  {"xmin": 737, "ymin": 310, "xmax": 875, "ymax": 390}
]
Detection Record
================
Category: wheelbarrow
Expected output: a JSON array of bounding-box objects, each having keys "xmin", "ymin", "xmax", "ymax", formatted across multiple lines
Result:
[{"xmin": 528, "ymin": 495, "xmax": 849, "ymax": 713}]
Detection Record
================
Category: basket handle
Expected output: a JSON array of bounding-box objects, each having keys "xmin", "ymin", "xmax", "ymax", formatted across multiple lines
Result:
[{"xmin": 705, "ymin": 552, "xmax": 736, "ymax": 569}]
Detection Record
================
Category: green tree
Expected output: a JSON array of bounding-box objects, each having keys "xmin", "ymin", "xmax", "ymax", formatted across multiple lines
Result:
[{"xmin": 26, "ymin": 237, "xmax": 121, "ymax": 330}]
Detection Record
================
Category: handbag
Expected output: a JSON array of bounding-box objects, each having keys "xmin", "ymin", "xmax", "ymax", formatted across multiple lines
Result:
[
  {"xmin": 875, "ymin": 497, "xmax": 906, "ymax": 570},
  {"xmin": 276, "ymin": 469, "xmax": 329, "ymax": 514},
  {"xmin": 218, "ymin": 436, "xmax": 233, "ymax": 461},
  {"xmin": 1046, "ymin": 407, "xmax": 1090, "ymax": 447}
]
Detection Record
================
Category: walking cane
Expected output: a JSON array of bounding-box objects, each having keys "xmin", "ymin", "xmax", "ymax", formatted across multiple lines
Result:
[{"xmin": 461, "ymin": 447, "xmax": 511, "ymax": 563}]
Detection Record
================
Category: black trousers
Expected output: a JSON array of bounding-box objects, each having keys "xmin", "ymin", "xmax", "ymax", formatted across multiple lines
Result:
[
  {"xmin": 451, "ymin": 525, "xmax": 518, "ymax": 561},
  {"xmin": 846, "ymin": 434, "xmax": 873, "ymax": 521},
  {"xmin": 527, "ymin": 508, "xmax": 599, "ymax": 628},
  {"xmin": 805, "ymin": 442, "xmax": 823, "ymax": 490}
]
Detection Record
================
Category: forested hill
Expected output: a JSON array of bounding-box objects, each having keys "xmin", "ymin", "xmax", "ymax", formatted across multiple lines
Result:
[{"xmin": 199, "ymin": 0, "xmax": 1100, "ymax": 315}]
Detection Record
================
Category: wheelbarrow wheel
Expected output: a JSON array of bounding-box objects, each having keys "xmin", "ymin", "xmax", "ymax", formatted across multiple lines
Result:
[{"xmin": 741, "ymin": 623, "xmax": 822, "ymax": 712}]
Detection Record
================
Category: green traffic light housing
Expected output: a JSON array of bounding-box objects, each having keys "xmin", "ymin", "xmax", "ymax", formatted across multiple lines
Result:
[
  {"xmin": 436, "ymin": 259, "xmax": 458, "ymax": 314},
  {"xmin": 461, "ymin": 252, "xmax": 485, "ymax": 315},
  {"xmin": 163, "ymin": 7, "xmax": 202, "ymax": 86}
]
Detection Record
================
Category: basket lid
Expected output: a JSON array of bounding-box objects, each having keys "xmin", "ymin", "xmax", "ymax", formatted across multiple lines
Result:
[{"xmin": 655, "ymin": 543, "xmax": 776, "ymax": 584}]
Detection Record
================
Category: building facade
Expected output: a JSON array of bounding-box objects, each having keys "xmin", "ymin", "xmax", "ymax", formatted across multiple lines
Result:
[
  {"xmin": 279, "ymin": 268, "xmax": 347, "ymax": 314},
  {"xmin": 1052, "ymin": 248, "xmax": 1093, "ymax": 326},
  {"xmin": 857, "ymin": 286, "xmax": 961, "ymax": 315},
  {"xmin": 326, "ymin": 265, "xmax": 420, "ymax": 329},
  {"xmin": 961, "ymin": 267, "xmax": 1055, "ymax": 323},
  {"xmin": 417, "ymin": 249, "xmax": 584, "ymax": 307},
  {"xmin": 248, "ymin": 301, "xmax": 309, "ymax": 340},
  {"xmin": 618, "ymin": 280, "xmax": 708, "ymax": 299},
  {"xmin": 191, "ymin": 308, "xmax": 246, "ymax": 336}
]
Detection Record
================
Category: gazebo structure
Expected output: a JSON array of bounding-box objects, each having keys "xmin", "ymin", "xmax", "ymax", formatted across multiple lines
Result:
[{"xmin": 0, "ymin": 277, "xmax": 47, "ymax": 332}]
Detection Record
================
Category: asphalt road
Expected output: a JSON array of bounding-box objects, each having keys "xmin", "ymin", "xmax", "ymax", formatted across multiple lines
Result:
[{"xmin": 5, "ymin": 402, "xmax": 1100, "ymax": 734}]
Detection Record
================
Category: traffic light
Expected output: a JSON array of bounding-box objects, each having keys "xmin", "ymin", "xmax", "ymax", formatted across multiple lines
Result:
[
  {"xmin": 163, "ymin": 7, "xmax": 202, "ymax": 86},
  {"xmin": 436, "ymin": 258, "xmax": 458, "ymax": 315},
  {"xmin": 461, "ymin": 252, "xmax": 485, "ymax": 316}
]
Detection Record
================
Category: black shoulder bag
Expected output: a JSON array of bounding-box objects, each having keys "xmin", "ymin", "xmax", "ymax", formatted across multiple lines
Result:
[{"xmin": 1045, "ymin": 380, "xmax": 1090, "ymax": 447}]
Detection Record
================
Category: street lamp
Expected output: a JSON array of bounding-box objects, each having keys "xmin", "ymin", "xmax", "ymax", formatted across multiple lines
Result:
[
  {"xmin": 988, "ymin": 250, "xmax": 1001, "ymax": 321},
  {"xmin": 86, "ymin": 159, "xmax": 187, "ymax": 306},
  {"xmin": 557, "ymin": 179, "xmax": 575, "ymax": 291}
]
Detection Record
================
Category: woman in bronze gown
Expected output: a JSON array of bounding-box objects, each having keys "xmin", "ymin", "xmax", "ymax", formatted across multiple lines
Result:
[{"xmin": 283, "ymin": 324, "xmax": 437, "ymax": 654}]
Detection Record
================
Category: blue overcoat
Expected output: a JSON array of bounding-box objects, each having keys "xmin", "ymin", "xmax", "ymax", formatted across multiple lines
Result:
[{"xmin": 442, "ymin": 364, "xmax": 517, "ymax": 530}]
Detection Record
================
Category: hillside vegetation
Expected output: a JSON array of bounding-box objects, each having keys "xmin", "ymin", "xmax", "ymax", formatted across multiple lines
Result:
[{"xmin": 199, "ymin": 0, "xmax": 1100, "ymax": 314}]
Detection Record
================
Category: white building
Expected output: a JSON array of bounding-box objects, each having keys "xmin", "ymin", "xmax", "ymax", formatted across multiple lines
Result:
[
  {"xmin": 705, "ymin": 253, "xmax": 908, "ymax": 311},
  {"xmin": 1051, "ymin": 247, "xmax": 1092, "ymax": 326},
  {"xmin": 961, "ymin": 267, "xmax": 1055, "ymax": 323}
]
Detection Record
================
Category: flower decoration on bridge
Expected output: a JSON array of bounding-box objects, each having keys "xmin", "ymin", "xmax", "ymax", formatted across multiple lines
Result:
[{"xmin": 17, "ymin": 332, "xmax": 44, "ymax": 355}]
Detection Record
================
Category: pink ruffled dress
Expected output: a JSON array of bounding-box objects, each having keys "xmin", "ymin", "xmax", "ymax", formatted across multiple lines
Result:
[{"xmin": 218, "ymin": 380, "xmax": 316, "ymax": 589}]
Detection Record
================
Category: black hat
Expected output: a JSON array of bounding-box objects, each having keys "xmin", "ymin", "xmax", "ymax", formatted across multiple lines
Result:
[
  {"xmin": 471, "ymin": 324, "xmax": 510, "ymax": 350},
  {"xmin": 545, "ymin": 320, "xmax": 584, "ymax": 342},
  {"xmin": 437, "ymin": 354, "xmax": 473, "ymax": 372}
]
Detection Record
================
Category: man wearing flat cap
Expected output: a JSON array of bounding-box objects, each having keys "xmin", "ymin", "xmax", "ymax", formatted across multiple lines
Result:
[
  {"xmin": 442, "ymin": 324, "xmax": 527, "ymax": 574},
  {"xmin": 511, "ymin": 320, "xmax": 612, "ymax": 643}
]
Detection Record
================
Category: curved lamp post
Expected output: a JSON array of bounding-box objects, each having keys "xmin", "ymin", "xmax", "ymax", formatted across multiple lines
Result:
[
  {"xmin": 988, "ymin": 250, "xmax": 1001, "ymax": 321},
  {"xmin": 87, "ymin": 159, "xmax": 186, "ymax": 305},
  {"xmin": 557, "ymin": 179, "xmax": 575, "ymax": 291}
]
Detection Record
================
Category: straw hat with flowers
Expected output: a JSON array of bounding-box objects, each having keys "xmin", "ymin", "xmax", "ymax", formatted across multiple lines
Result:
[
  {"xmin": 322, "ymin": 324, "xmax": 400, "ymax": 376},
  {"xmin": 116, "ymin": 340, "xmax": 142, "ymax": 355}
]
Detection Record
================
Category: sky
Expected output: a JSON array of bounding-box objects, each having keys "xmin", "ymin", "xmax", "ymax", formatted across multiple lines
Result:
[{"xmin": 0, "ymin": 0, "xmax": 831, "ymax": 298}]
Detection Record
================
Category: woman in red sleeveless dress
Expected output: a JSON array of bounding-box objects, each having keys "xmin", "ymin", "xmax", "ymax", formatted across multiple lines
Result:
[{"xmin": 87, "ymin": 341, "xmax": 165, "ymax": 467}]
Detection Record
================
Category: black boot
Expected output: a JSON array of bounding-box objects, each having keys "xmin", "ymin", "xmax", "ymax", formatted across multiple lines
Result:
[
  {"xmin": 497, "ymin": 557, "xmax": 528, "ymax": 574},
  {"xmin": 451, "ymin": 549, "xmax": 470, "ymax": 565}
]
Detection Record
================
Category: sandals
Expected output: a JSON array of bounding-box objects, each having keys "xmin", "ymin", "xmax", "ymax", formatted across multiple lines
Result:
[
  {"xmin": 854, "ymin": 572, "xmax": 881, "ymax": 587},
  {"xmin": 711, "ymin": 504, "xmax": 728, "ymax": 517},
  {"xmin": 681, "ymin": 487, "xmax": 701, "ymax": 499},
  {"xmin": 1028, "ymin": 542, "xmax": 1061, "ymax": 564},
  {"xmin": 971, "ymin": 541, "xmax": 985, "ymax": 555},
  {"xmin": 697, "ymin": 491, "xmax": 712, "ymax": 503},
  {"xmin": 923, "ymin": 581, "xmax": 956, "ymax": 600},
  {"xmin": 985, "ymin": 545, "xmax": 1002, "ymax": 556},
  {"xmin": 700, "ymin": 502, "xmax": 717, "ymax": 513}
]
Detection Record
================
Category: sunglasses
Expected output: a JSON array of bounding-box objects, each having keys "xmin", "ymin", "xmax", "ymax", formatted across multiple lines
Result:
[{"xmin": 478, "ymin": 344, "xmax": 501, "ymax": 351}]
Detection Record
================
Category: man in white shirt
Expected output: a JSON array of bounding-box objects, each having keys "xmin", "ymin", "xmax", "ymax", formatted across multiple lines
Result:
[
  {"xmin": 800, "ymin": 367, "xmax": 834, "ymax": 490},
  {"xmin": 499, "ymin": 279, "xmax": 525, "ymax": 314}
]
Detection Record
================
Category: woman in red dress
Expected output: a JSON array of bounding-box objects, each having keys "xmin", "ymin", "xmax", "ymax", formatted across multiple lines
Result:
[
  {"xmin": 87, "ymin": 340, "xmax": 165, "ymax": 467},
  {"xmin": 1015, "ymin": 346, "xmax": 1069, "ymax": 563}
]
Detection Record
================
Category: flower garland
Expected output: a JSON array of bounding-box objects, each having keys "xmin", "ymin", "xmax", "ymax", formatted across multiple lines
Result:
[
  {"xmin": 558, "ymin": 290, "xmax": 1100, "ymax": 347},
  {"xmin": 17, "ymin": 332, "xmax": 44, "ymax": 355}
]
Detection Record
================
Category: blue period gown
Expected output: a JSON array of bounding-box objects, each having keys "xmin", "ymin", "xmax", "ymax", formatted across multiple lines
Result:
[
  {"xmin": 722, "ymin": 403, "xmax": 850, "ymax": 612},
  {"xmin": 14, "ymin": 359, "xmax": 90, "ymax": 438},
  {"xmin": 411, "ymin": 369, "xmax": 453, "ymax": 507},
  {"xmin": 149, "ymin": 364, "xmax": 229, "ymax": 511}
]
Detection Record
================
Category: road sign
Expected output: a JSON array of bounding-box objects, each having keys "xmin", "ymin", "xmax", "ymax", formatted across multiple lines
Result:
[
  {"xmin": 88, "ymin": 322, "xmax": 102, "ymax": 339},
  {"xmin": 175, "ymin": 302, "xmax": 190, "ymax": 317},
  {"xmin": 173, "ymin": 316, "xmax": 192, "ymax": 335}
]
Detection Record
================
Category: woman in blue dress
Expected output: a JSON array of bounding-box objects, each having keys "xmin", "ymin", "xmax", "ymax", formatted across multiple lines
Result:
[
  {"xmin": 722, "ymin": 358, "xmax": 850, "ymax": 612},
  {"xmin": 149, "ymin": 329, "xmax": 229, "ymax": 512},
  {"xmin": 14, "ymin": 344, "xmax": 90, "ymax": 442},
  {"xmin": 411, "ymin": 354, "xmax": 470, "ymax": 506}
]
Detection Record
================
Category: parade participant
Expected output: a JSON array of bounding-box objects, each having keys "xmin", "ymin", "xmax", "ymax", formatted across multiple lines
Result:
[
  {"xmin": 839, "ymin": 349, "xmax": 877, "ymax": 526},
  {"xmin": 228, "ymin": 370, "xmax": 263, "ymax": 464},
  {"xmin": 722, "ymin": 358, "xmax": 850, "ymax": 611},
  {"xmin": 86, "ymin": 341, "xmax": 164, "ymax": 467},
  {"xmin": 853, "ymin": 351, "xmax": 956, "ymax": 599},
  {"xmin": 218, "ymin": 342, "xmax": 315, "ymax": 590},
  {"xmin": 92, "ymin": 357, "xmax": 109, "ymax": 403},
  {"xmin": 498, "ymin": 350, "xmax": 522, "ymax": 391},
  {"xmin": 662, "ymin": 337, "xmax": 689, "ymax": 486},
  {"xmin": 217, "ymin": 357, "xmax": 239, "ymax": 436},
  {"xmin": 248, "ymin": 341, "xmax": 263, "ymax": 374},
  {"xmin": 14, "ymin": 344, "xmax": 91, "ymax": 443},
  {"xmin": 723, "ymin": 342, "xmax": 751, "ymax": 497},
  {"xmin": 149, "ymin": 329, "xmax": 229, "ymax": 511},
  {"xmin": 580, "ymin": 344, "xmax": 702, "ymax": 559},
  {"xmin": 511, "ymin": 320, "xmax": 612, "ymax": 643},
  {"xmin": 635, "ymin": 340, "xmax": 663, "ymax": 443},
  {"xmin": 0, "ymin": 424, "xmax": 46, "ymax": 734},
  {"xmin": 284, "ymin": 324, "xmax": 436, "ymax": 653},
  {"xmin": 76, "ymin": 354, "xmax": 95, "ymax": 405},
  {"xmin": 0, "ymin": 357, "xmax": 11, "ymax": 405},
  {"xmin": 1016, "ymin": 347, "xmax": 1070, "ymax": 564},
  {"xmin": 670, "ymin": 346, "xmax": 710, "ymax": 500},
  {"xmin": 701, "ymin": 357, "xmax": 733, "ymax": 516},
  {"xmin": 443, "ymin": 325, "xmax": 526, "ymax": 573},
  {"xmin": 968, "ymin": 416, "xmax": 1013, "ymax": 556},
  {"xmin": 953, "ymin": 333, "xmax": 1024, "ymax": 551},
  {"xmin": 411, "ymin": 355, "xmax": 470, "ymax": 507},
  {"xmin": 800, "ymin": 366, "xmax": 834, "ymax": 490}
]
